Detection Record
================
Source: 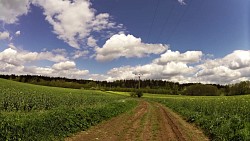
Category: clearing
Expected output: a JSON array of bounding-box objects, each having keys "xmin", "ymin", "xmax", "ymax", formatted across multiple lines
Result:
[{"xmin": 66, "ymin": 100, "xmax": 209, "ymax": 141}]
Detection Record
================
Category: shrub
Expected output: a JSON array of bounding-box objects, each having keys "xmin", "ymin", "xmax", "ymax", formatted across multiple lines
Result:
[{"xmin": 130, "ymin": 89, "xmax": 143, "ymax": 98}]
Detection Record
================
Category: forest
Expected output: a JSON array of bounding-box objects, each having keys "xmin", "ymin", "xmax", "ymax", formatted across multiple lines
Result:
[{"xmin": 0, "ymin": 74, "xmax": 249, "ymax": 96}]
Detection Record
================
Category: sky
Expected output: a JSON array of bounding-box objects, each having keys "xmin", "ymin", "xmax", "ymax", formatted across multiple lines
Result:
[{"xmin": 0, "ymin": 0, "xmax": 249, "ymax": 84}]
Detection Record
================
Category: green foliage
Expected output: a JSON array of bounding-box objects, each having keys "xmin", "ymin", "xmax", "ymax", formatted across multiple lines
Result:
[
  {"xmin": 183, "ymin": 84, "xmax": 219, "ymax": 96},
  {"xmin": 152, "ymin": 95, "xmax": 250, "ymax": 141},
  {"xmin": 130, "ymin": 89, "xmax": 143, "ymax": 98},
  {"xmin": 227, "ymin": 81, "xmax": 250, "ymax": 96},
  {"xmin": 0, "ymin": 78, "xmax": 137, "ymax": 140}
]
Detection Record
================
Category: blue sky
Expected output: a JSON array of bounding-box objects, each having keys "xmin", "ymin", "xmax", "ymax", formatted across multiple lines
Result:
[{"xmin": 0, "ymin": 0, "xmax": 249, "ymax": 84}]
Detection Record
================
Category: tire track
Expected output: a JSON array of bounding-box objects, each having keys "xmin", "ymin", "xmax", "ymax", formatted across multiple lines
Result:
[{"xmin": 65, "ymin": 100, "xmax": 209, "ymax": 141}]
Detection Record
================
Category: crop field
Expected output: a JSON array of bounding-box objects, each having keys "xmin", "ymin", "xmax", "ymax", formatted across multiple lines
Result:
[
  {"xmin": 0, "ymin": 78, "xmax": 137, "ymax": 140},
  {"xmin": 100, "ymin": 91, "xmax": 250, "ymax": 140},
  {"xmin": 151, "ymin": 95, "xmax": 250, "ymax": 141},
  {"xmin": 1, "ymin": 79, "xmax": 249, "ymax": 141}
]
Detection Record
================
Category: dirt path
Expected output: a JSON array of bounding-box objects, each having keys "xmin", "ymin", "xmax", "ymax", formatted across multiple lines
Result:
[{"xmin": 65, "ymin": 100, "xmax": 209, "ymax": 141}]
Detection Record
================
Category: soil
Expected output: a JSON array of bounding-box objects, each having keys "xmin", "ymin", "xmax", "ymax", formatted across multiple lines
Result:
[{"xmin": 65, "ymin": 100, "xmax": 209, "ymax": 141}]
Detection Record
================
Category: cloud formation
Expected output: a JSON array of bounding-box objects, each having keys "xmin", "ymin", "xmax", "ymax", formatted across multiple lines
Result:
[
  {"xmin": 0, "ymin": 31, "xmax": 10, "ymax": 40},
  {"xmin": 32, "ymin": 0, "xmax": 121, "ymax": 49},
  {"xmin": 153, "ymin": 50, "xmax": 202, "ymax": 65},
  {"xmin": 0, "ymin": 47, "xmax": 68, "ymax": 67},
  {"xmin": 100, "ymin": 50, "xmax": 200, "ymax": 81},
  {"xmin": 0, "ymin": 0, "xmax": 122, "ymax": 49},
  {"xmin": 0, "ymin": 47, "xmax": 89, "ymax": 79},
  {"xmin": 177, "ymin": 0, "xmax": 186, "ymax": 5},
  {"xmin": 0, "ymin": 0, "xmax": 31, "ymax": 24},
  {"xmin": 0, "ymin": 46, "xmax": 249, "ymax": 84},
  {"xmin": 15, "ymin": 31, "xmax": 21, "ymax": 36},
  {"xmin": 96, "ymin": 50, "xmax": 250, "ymax": 84},
  {"xmin": 87, "ymin": 36, "xmax": 98, "ymax": 47},
  {"xmin": 95, "ymin": 34, "xmax": 168, "ymax": 61}
]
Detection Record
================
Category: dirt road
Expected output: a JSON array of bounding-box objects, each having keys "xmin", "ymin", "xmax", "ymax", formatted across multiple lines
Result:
[{"xmin": 65, "ymin": 101, "xmax": 209, "ymax": 141}]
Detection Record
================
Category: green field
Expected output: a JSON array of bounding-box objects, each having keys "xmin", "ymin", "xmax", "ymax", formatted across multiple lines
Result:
[
  {"xmin": 148, "ymin": 95, "xmax": 250, "ymax": 140},
  {"xmin": 1, "ymin": 79, "xmax": 249, "ymax": 140},
  {"xmin": 0, "ymin": 78, "xmax": 137, "ymax": 140},
  {"xmin": 109, "ymin": 91, "xmax": 250, "ymax": 140}
]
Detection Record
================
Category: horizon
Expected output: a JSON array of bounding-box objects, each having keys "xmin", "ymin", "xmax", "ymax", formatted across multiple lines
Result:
[{"xmin": 0, "ymin": 0, "xmax": 249, "ymax": 84}]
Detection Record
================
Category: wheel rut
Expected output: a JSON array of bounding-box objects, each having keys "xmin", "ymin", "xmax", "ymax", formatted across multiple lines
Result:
[{"xmin": 65, "ymin": 100, "xmax": 209, "ymax": 141}]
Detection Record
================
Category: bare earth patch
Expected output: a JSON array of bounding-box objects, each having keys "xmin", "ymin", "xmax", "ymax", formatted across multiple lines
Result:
[{"xmin": 65, "ymin": 100, "xmax": 209, "ymax": 141}]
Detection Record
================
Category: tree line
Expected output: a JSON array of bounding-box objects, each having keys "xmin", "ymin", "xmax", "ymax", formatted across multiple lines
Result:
[{"xmin": 0, "ymin": 74, "xmax": 249, "ymax": 96}]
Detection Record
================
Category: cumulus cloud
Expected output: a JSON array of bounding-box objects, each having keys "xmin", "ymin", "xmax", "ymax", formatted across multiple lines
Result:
[
  {"xmin": 177, "ymin": 0, "xmax": 186, "ymax": 5},
  {"xmin": 100, "ymin": 50, "xmax": 198, "ymax": 81},
  {"xmin": 0, "ymin": 31, "xmax": 10, "ymax": 40},
  {"xmin": 0, "ymin": 48, "xmax": 89, "ymax": 79},
  {"xmin": 0, "ymin": 47, "xmax": 68, "ymax": 67},
  {"xmin": 153, "ymin": 50, "xmax": 202, "ymax": 65},
  {"xmin": 71, "ymin": 50, "xmax": 89, "ymax": 59},
  {"xmin": 225, "ymin": 50, "xmax": 250, "ymax": 70},
  {"xmin": 195, "ymin": 50, "xmax": 250, "ymax": 84},
  {"xmin": 0, "ymin": 0, "xmax": 31, "ymax": 24},
  {"xmin": 32, "ymin": 0, "xmax": 121, "ymax": 49},
  {"xmin": 0, "ymin": 46, "xmax": 249, "ymax": 84},
  {"xmin": 0, "ymin": 0, "xmax": 122, "ymax": 48},
  {"xmin": 196, "ymin": 66, "xmax": 242, "ymax": 84},
  {"xmin": 105, "ymin": 62, "xmax": 195, "ymax": 82},
  {"xmin": 94, "ymin": 50, "xmax": 250, "ymax": 84},
  {"xmin": 87, "ymin": 36, "xmax": 97, "ymax": 47},
  {"xmin": 28, "ymin": 63, "xmax": 89, "ymax": 78},
  {"xmin": 96, "ymin": 34, "xmax": 168, "ymax": 61},
  {"xmin": 23, "ymin": 65, "xmax": 89, "ymax": 79},
  {"xmin": 52, "ymin": 61, "xmax": 76, "ymax": 70},
  {"xmin": 15, "ymin": 31, "xmax": 21, "ymax": 36}
]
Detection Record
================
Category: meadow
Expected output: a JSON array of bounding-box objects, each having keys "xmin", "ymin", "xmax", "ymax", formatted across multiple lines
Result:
[
  {"xmin": 0, "ymin": 78, "xmax": 137, "ymax": 140},
  {"xmin": 108, "ymin": 91, "xmax": 250, "ymax": 140},
  {"xmin": 1, "ymin": 79, "xmax": 249, "ymax": 140},
  {"xmin": 150, "ymin": 95, "xmax": 250, "ymax": 141}
]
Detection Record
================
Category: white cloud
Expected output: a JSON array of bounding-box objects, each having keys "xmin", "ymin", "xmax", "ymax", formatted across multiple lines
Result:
[
  {"xmin": 23, "ymin": 65, "xmax": 89, "ymax": 79},
  {"xmin": 196, "ymin": 66, "xmax": 242, "ymax": 84},
  {"xmin": 52, "ymin": 48, "xmax": 68, "ymax": 56},
  {"xmin": 105, "ymin": 61, "xmax": 195, "ymax": 82},
  {"xmin": 195, "ymin": 50, "xmax": 250, "ymax": 84},
  {"xmin": 8, "ymin": 43, "xmax": 17, "ymax": 49},
  {"xmin": 36, "ymin": 51, "xmax": 68, "ymax": 62},
  {"xmin": 95, "ymin": 50, "xmax": 250, "ymax": 84},
  {"xmin": 224, "ymin": 50, "xmax": 250, "ymax": 70},
  {"xmin": 0, "ymin": 47, "xmax": 68, "ymax": 67},
  {"xmin": 0, "ymin": 0, "xmax": 31, "ymax": 24},
  {"xmin": 0, "ymin": 49, "xmax": 89, "ymax": 79},
  {"xmin": 52, "ymin": 61, "xmax": 76, "ymax": 70},
  {"xmin": 96, "ymin": 34, "xmax": 168, "ymax": 61},
  {"xmin": 177, "ymin": 0, "xmax": 186, "ymax": 5},
  {"xmin": 0, "ymin": 31, "xmax": 10, "ymax": 40},
  {"xmin": 153, "ymin": 50, "xmax": 202, "ymax": 65},
  {"xmin": 71, "ymin": 50, "xmax": 89, "ymax": 59},
  {"xmin": 15, "ymin": 31, "xmax": 21, "ymax": 36},
  {"xmin": 101, "ymin": 50, "xmax": 198, "ymax": 81},
  {"xmin": 33, "ymin": 0, "xmax": 121, "ymax": 49},
  {"xmin": 0, "ymin": 41, "xmax": 249, "ymax": 84},
  {"xmin": 87, "ymin": 36, "xmax": 97, "ymax": 47}
]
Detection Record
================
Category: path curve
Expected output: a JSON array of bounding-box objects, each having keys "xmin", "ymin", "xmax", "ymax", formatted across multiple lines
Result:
[{"xmin": 65, "ymin": 100, "xmax": 209, "ymax": 141}]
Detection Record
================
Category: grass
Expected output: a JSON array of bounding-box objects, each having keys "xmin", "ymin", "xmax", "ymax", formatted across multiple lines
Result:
[
  {"xmin": 0, "ymin": 78, "xmax": 137, "ymax": 140},
  {"xmin": 1, "ymin": 79, "xmax": 249, "ymax": 140},
  {"xmin": 109, "ymin": 91, "xmax": 250, "ymax": 140},
  {"xmin": 150, "ymin": 95, "xmax": 250, "ymax": 141}
]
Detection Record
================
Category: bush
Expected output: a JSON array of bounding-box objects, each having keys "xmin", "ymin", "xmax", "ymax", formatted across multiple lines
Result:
[{"xmin": 130, "ymin": 89, "xmax": 143, "ymax": 98}]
